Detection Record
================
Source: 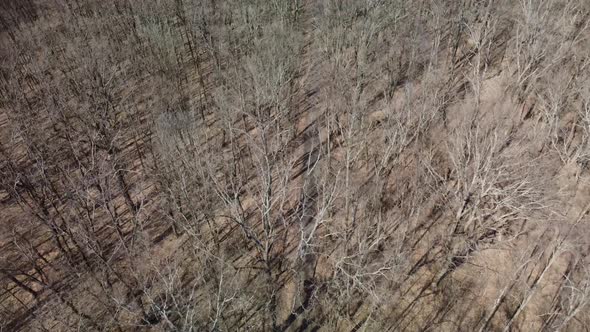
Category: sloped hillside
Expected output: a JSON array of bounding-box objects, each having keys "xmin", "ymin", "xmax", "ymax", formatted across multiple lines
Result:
[{"xmin": 1, "ymin": 0, "xmax": 590, "ymax": 331}]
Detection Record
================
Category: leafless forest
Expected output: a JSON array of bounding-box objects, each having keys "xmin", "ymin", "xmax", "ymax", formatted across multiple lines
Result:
[{"xmin": 1, "ymin": 0, "xmax": 590, "ymax": 330}]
